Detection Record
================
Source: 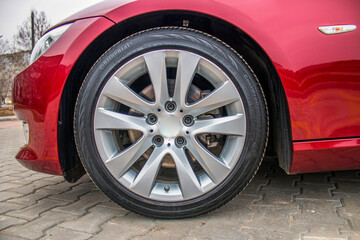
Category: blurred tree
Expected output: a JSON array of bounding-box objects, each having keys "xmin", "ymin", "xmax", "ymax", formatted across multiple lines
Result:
[
  {"xmin": 14, "ymin": 10, "xmax": 51, "ymax": 51},
  {"xmin": 0, "ymin": 39, "xmax": 29, "ymax": 106}
]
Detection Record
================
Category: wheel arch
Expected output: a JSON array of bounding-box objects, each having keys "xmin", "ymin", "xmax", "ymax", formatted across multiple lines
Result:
[{"xmin": 58, "ymin": 10, "xmax": 293, "ymax": 182}]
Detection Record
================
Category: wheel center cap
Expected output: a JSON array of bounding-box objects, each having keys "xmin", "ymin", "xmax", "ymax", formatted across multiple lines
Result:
[{"xmin": 158, "ymin": 115, "xmax": 181, "ymax": 138}]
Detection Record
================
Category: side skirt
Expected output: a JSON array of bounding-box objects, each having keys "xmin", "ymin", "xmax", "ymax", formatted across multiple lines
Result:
[{"xmin": 290, "ymin": 138, "xmax": 360, "ymax": 173}]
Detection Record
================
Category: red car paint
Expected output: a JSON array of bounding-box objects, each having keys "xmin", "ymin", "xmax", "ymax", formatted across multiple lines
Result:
[
  {"xmin": 13, "ymin": 0, "xmax": 360, "ymax": 175},
  {"xmin": 13, "ymin": 17, "xmax": 114, "ymax": 175}
]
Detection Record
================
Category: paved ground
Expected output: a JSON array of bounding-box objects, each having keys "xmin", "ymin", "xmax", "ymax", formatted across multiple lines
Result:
[{"xmin": 0, "ymin": 120, "xmax": 359, "ymax": 240}]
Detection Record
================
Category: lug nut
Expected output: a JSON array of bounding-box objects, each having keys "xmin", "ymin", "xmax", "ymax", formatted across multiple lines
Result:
[
  {"xmin": 183, "ymin": 115, "xmax": 194, "ymax": 126},
  {"xmin": 165, "ymin": 101, "xmax": 176, "ymax": 112},
  {"xmin": 152, "ymin": 135, "xmax": 164, "ymax": 147},
  {"xmin": 146, "ymin": 113, "xmax": 158, "ymax": 125},
  {"xmin": 175, "ymin": 136, "xmax": 186, "ymax": 147}
]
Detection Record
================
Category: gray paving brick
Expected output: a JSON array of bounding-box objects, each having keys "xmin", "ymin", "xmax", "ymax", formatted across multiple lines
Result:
[
  {"xmin": 238, "ymin": 228, "xmax": 299, "ymax": 240},
  {"xmin": 42, "ymin": 181, "xmax": 74, "ymax": 192},
  {"xmin": 40, "ymin": 226, "xmax": 92, "ymax": 240},
  {"xmin": 0, "ymin": 191, "xmax": 22, "ymax": 202},
  {"xmin": 240, "ymin": 205, "xmax": 301, "ymax": 233},
  {"xmin": 0, "ymin": 182, "xmax": 21, "ymax": 192},
  {"xmin": 59, "ymin": 205, "xmax": 127, "ymax": 234},
  {"xmin": 7, "ymin": 188, "xmax": 62, "ymax": 206},
  {"xmin": 301, "ymin": 226, "xmax": 347, "ymax": 240},
  {"xmin": 0, "ymin": 215, "xmax": 27, "ymax": 230},
  {"xmin": 48, "ymin": 185, "xmax": 90, "ymax": 202},
  {"xmin": 92, "ymin": 213, "xmax": 155, "ymax": 240},
  {"xmin": 333, "ymin": 180, "xmax": 360, "ymax": 194},
  {"xmin": 52, "ymin": 191, "xmax": 109, "ymax": 216},
  {"xmin": 294, "ymin": 200, "xmax": 348, "ymax": 226},
  {"xmin": 296, "ymin": 182, "xmax": 336, "ymax": 201},
  {"xmin": 7, "ymin": 179, "xmax": 60, "ymax": 195},
  {"xmin": 0, "ymin": 175, "xmax": 19, "ymax": 183},
  {"xmin": 0, "ymin": 202, "xmax": 24, "ymax": 214},
  {"xmin": 6, "ymin": 198, "xmax": 68, "ymax": 221},
  {"xmin": 254, "ymin": 189, "xmax": 298, "ymax": 206},
  {"xmin": 3, "ymin": 210, "xmax": 76, "ymax": 239},
  {"xmin": 0, "ymin": 232, "xmax": 28, "ymax": 240}
]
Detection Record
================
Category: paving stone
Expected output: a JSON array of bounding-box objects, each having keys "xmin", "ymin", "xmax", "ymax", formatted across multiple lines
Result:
[
  {"xmin": 239, "ymin": 228, "xmax": 299, "ymax": 240},
  {"xmin": 92, "ymin": 213, "xmax": 155, "ymax": 240},
  {"xmin": 0, "ymin": 170, "xmax": 23, "ymax": 176},
  {"xmin": 332, "ymin": 180, "xmax": 360, "ymax": 194},
  {"xmin": 52, "ymin": 191, "xmax": 109, "ymax": 216},
  {"xmin": 7, "ymin": 179, "xmax": 61, "ymax": 195},
  {"xmin": 58, "ymin": 205, "xmax": 127, "ymax": 234},
  {"xmin": 301, "ymin": 225, "xmax": 347, "ymax": 240},
  {"xmin": 296, "ymin": 183, "xmax": 336, "ymax": 201},
  {"xmin": 339, "ymin": 211, "xmax": 360, "ymax": 231},
  {"xmin": 0, "ymin": 233, "xmax": 28, "ymax": 240},
  {"xmin": 0, "ymin": 202, "xmax": 24, "ymax": 214},
  {"xmin": 7, "ymin": 188, "xmax": 62, "ymax": 206},
  {"xmin": 0, "ymin": 191, "xmax": 22, "ymax": 202},
  {"xmin": 0, "ymin": 175, "xmax": 19, "ymax": 183},
  {"xmin": 0, "ymin": 182, "xmax": 21, "ymax": 192},
  {"xmin": 6, "ymin": 198, "xmax": 68, "ymax": 220},
  {"xmin": 254, "ymin": 189, "xmax": 298, "ymax": 206},
  {"xmin": 301, "ymin": 172, "xmax": 332, "ymax": 183},
  {"xmin": 97, "ymin": 201, "xmax": 127, "ymax": 211},
  {"xmin": 335, "ymin": 193, "xmax": 360, "ymax": 213},
  {"xmin": 42, "ymin": 181, "xmax": 74, "ymax": 192},
  {"xmin": 331, "ymin": 171, "xmax": 360, "ymax": 181},
  {"xmin": 185, "ymin": 196, "xmax": 257, "ymax": 240},
  {"xmin": 7, "ymin": 171, "xmax": 36, "ymax": 179},
  {"xmin": 3, "ymin": 210, "xmax": 77, "ymax": 240},
  {"xmin": 293, "ymin": 200, "xmax": 348, "ymax": 226},
  {"xmin": 239, "ymin": 205, "xmax": 301, "ymax": 233},
  {"xmin": 135, "ymin": 221, "xmax": 200, "ymax": 240},
  {"xmin": 8, "ymin": 175, "xmax": 62, "ymax": 186},
  {"xmin": 0, "ymin": 215, "xmax": 27, "ymax": 230},
  {"xmin": 48, "ymin": 185, "xmax": 90, "ymax": 202},
  {"xmin": 339, "ymin": 230, "xmax": 360, "ymax": 240},
  {"xmin": 40, "ymin": 226, "xmax": 92, "ymax": 240}
]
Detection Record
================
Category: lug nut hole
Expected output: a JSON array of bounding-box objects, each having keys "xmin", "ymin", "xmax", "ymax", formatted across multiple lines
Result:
[
  {"xmin": 152, "ymin": 135, "xmax": 164, "ymax": 147},
  {"xmin": 165, "ymin": 101, "xmax": 176, "ymax": 112},
  {"xmin": 183, "ymin": 115, "xmax": 194, "ymax": 126},
  {"xmin": 175, "ymin": 136, "xmax": 186, "ymax": 147},
  {"xmin": 147, "ymin": 113, "xmax": 158, "ymax": 125}
]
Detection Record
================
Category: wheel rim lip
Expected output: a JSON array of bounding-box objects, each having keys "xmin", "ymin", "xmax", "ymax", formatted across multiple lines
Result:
[{"xmin": 93, "ymin": 49, "xmax": 247, "ymax": 202}]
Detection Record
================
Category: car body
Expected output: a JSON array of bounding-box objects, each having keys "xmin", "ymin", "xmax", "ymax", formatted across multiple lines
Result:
[{"xmin": 13, "ymin": 0, "xmax": 360, "ymax": 217}]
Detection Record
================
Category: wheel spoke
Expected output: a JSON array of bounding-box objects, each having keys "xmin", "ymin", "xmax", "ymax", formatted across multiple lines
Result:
[
  {"xmin": 191, "ymin": 114, "xmax": 245, "ymax": 136},
  {"xmin": 102, "ymin": 76, "xmax": 154, "ymax": 114},
  {"xmin": 105, "ymin": 136, "xmax": 153, "ymax": 179},
  {"xmin": 186, "ymin": 138, "xmax": 230, "ymax": 183},
  {"xmin": 186, "ymin": 81, "xmax": 239, "ymax": 116},
  {"xmin": 173, "ymin": 52, "xmax": 201, "ymax": 107},
  {"xmin": 129, "ymin": 148, "xmax": 166, "ymax": 197},
  {"xmin": 170, "ymin": 148, "xmax": 203, "ymax": 199},
  {"xmin": 95, "ymin": 108, "xmax": 146, "ymax": 132},
  {"xmin": 143, "ymin": 52, "xmax": 169, "ymax": 106}
]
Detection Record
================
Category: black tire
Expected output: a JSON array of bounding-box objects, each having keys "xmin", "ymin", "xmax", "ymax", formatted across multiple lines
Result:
[{"xmin": 74, "ymin": 27, "xmax": 268, "ymax": 218}]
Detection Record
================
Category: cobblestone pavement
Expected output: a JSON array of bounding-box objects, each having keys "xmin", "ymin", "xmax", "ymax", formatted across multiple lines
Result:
[{"xmin": 0, "ymin": 120, "xmax": 359, "ymax": 240}]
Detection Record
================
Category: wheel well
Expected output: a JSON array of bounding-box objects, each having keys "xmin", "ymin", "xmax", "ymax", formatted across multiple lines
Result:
[{"xmin": 58, "ymin": 10, "xmax": 293, "ymax": 182}]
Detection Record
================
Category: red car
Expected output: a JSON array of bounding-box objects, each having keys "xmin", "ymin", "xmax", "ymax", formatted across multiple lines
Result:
[{"xmin": 13, "ymin": 0, "xmax": 360, "ymax": 218}]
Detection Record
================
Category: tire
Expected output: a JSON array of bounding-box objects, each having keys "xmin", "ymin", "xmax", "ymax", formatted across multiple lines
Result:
[{"xmin": 74, "ymin": 27, "xmax": 268, "ymax": 218}]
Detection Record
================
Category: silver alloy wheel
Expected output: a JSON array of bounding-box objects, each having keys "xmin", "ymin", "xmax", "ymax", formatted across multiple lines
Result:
[{"xmin": 94, "ymin": 50, "xmax": 246, "ymax": 201}]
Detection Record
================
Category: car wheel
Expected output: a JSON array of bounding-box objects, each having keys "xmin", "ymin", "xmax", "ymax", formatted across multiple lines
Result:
[{"xmin": 74, "ymin": 27, "xmax": 268, "ymax": 218}]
